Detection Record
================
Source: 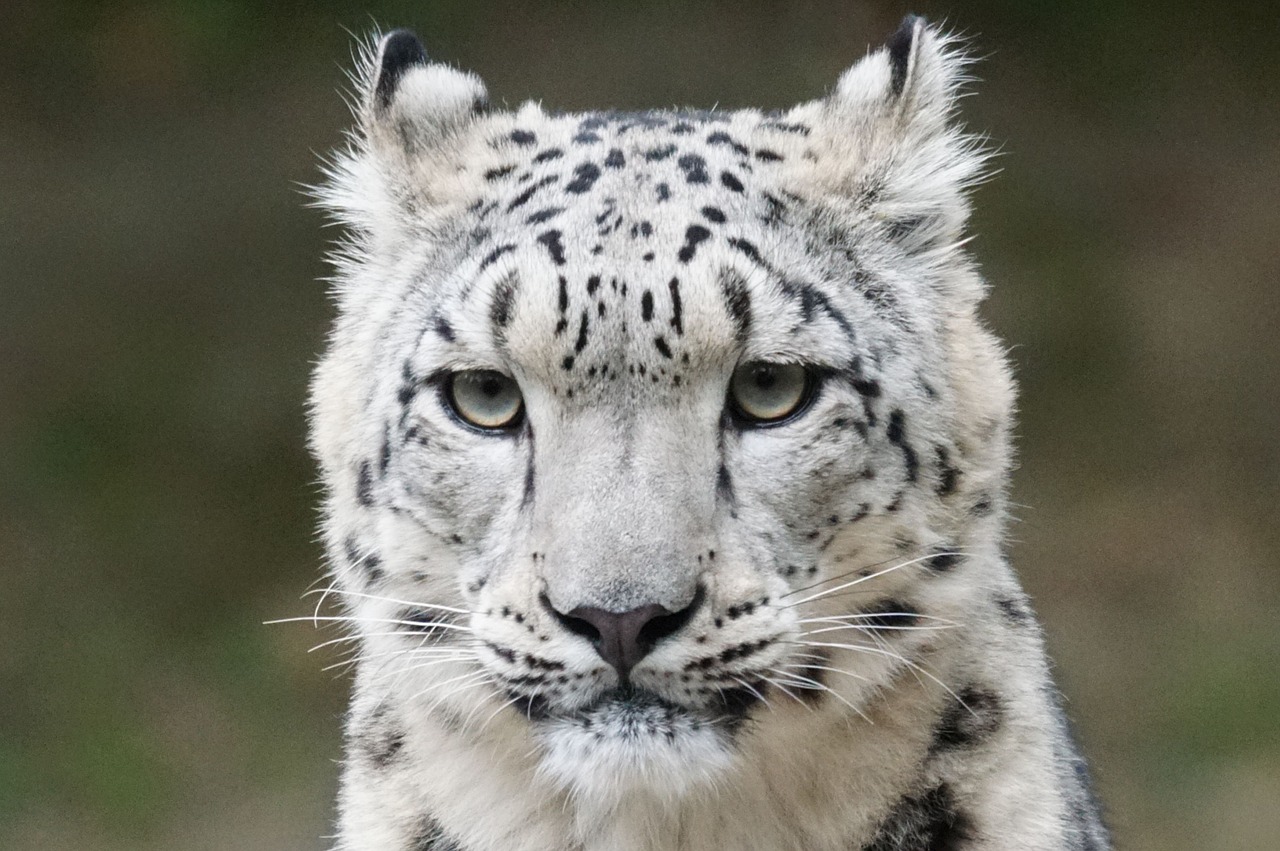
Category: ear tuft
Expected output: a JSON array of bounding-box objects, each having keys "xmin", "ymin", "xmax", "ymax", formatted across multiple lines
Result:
[
  {"xmin": 886, "ymin": 14, "xmax": 926, "ymax": 98},
  {"xmin": 374, "ymin": 29, "xmax": 428, "ymax": 111}
]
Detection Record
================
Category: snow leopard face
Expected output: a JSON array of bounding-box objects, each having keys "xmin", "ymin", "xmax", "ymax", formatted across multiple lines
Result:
[{"xmin": 312, "ymin": 19, "xmax": 1012, "ymax": 801}]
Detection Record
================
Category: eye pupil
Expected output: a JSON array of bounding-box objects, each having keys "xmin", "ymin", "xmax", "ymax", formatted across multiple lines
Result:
[{"xmin": 752, "ymin": 367, "xmax": 777, "ymax": 390}]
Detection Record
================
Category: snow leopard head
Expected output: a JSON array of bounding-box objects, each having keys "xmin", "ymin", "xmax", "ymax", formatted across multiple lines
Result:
[{"xmin": 311, "ymin": 16, "xmax": 1011, "ymax": 803}]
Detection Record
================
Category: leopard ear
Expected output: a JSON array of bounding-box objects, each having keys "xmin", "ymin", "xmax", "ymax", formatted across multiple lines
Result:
[
  {"xmin": 363, "ymin": 29, "xmax": 489, "ymax": 154},
  {"xmin": 812, "ymin": 17, "xmax": 984, "ymax": 266},
  {"xmin": 831, "ymin": 15, "xmax": 963, "ymax": 128}
]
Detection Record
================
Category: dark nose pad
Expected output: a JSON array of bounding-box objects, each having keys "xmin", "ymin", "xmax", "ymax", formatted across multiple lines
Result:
[{"xmin": 545, "ymin": 587, "xmax": 705, "ymax": 679}]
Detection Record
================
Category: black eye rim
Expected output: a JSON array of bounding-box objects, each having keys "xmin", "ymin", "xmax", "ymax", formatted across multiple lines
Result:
[
  {"xmin": 441, "ymin": 369, "xmax": 526, "ymax": 434},
  {"xmin": 727, "ymin": 361, "xmax": 821, "ymax": 428}
]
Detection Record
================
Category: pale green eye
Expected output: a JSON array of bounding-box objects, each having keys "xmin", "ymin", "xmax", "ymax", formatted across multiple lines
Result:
[
  {"xmin": 447, "ymin": 370, "xmax": 524, "ymax": 430},
  {"xmin": 729, "ymin": 362, "xmax": 811, "ymax": 424}
]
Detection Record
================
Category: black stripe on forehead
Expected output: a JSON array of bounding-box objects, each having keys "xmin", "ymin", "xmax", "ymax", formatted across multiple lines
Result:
[
  {"xmin": 489, "ymin": 271, "xmax": 520, "ymax": 332},
  {"xmin": 719, "ymin": 270, "xmax": 752, "ymax": 341}
]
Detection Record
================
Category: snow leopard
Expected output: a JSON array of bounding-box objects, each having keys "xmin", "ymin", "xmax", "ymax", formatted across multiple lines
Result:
[{"xmin": 307, "ymin": 15, "xmax": 1110, "ymax": 851}]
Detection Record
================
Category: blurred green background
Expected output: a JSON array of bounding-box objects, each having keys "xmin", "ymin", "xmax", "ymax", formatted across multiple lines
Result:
[{"xmin": 2, "ymin": 1, "xmax": 1277, "ymax": 848}]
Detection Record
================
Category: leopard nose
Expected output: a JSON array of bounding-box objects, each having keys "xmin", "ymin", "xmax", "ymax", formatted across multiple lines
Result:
[{"xmin": 544, "ymin": 587, "xmax": 705, "ymax": 679}]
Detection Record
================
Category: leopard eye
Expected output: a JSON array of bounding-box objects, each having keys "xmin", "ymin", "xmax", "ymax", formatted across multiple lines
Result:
[
  {"xmin": 446, "ymin": 370, "xmax": 524, "ymax": 431},
  {"xmin": 729, "ymin": 361, "xmax": 812, "ymax": 425}
]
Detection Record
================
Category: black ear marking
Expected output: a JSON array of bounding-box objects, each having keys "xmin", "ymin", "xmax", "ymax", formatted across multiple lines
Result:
[
  {"xmin": 375, "ymin": 29, "xmax": 428, "ymax": 110},
  {"xmin": 886, "ymin": 14, "xmax": 926, "ymax": 98}
]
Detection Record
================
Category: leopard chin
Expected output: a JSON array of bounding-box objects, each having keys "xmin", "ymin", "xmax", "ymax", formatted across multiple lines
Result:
[{"xmin": 531, "ymin": 689, "xmax": 738, "ymax": 802}]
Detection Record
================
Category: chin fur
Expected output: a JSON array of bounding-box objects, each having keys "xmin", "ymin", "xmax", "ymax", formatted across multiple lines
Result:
[{"xmin": 531, "ymin": 694, "xmax": 737, "ymax": 805}]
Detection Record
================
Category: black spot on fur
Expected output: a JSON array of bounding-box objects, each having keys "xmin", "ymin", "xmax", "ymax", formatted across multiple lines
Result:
[
  {"xmin": 678, "ymin": 153, "xmax": 709, "ymax": 184},
  {"xmin": 507, "ymin": 174, "xmax": 557, "ymax": 210},
  {"xmin": 935, "ymin": 446, "xmax": 960, "ymax": 496},
  {"xmin": 411, "ymin": 815, "xmax": 464, "ymax": 851},
  {"xmin": 863, "ymin": 783, "xmax": 974, "ymax": 851},
  {"xmin": 886, "ymin": 409, "xmax": 920, "ymax": 483},
  {"xmin": 356, "ymin": 461, "xmax": 375, "ymax": 506},
  {"xmin": 605, "ymin": 148, "xmax": 625, "ymax": 168},
  {"xmin": 343, "ymin": 536, "xmax": 384, "ymax": 584},
  {"xmin": 716, "ymin": 463, "xmax": 735, "ymax": 504},
  {"xmin": 996, "ymin": 595, "xmax": 1032, "ymax": 626},
  {"xmin": 641, "ymin": 290, "xmax": 655, "ymax": 322},
  {"xmin": 522, "ymin": 454, "xmax": 536, "ymax": 509},
  {"xmin": 526, "ymin": 206, "xmax": 564, "ymax": 225},
  {"xmin": 644, "ymin": 144, "xmax": 677, "ymax": 161},
  {"xmin": 761, "ymin": 191, "xmax": 788, "ymax": 227},
  {"xmin": 510, "ymin": 129, "xmax": 537, "ymax": 147},
  {"xmin": 654, "ymin": 336, "xmax": 672, "ymax": 359},
  {"xmin": 668, "ymin": 277, "xmax": 684, "ymax": 334},
  {"xmin": 574, "ymin": 310, "xmax": 590, "ymax": 353},
  {"xmin": 860, "ymin": 598, "xmax": 922, "ymax": 635},
  {"xmin": 678, "ymin": 224, "xmax": 712, "ymax": 263},
  {"xmin": 507, "ymin": 690, "xmax": 553, "ymax": 722},
  {"xmin": 360, "ymin": 703, "xmax": 405, "ymax": 768},
  {"xmin": 931, "ymin": 686, "xmax": 1003, "ymax": 755},
  {"xmin": 727, "ymin": 237, "xmax": 765, "ymax": 266},
  {"xmin": 847, "ymin": 357, "xmax": 882, "ymax": 399},
  {"xmin": 777, "ymin": 278, "xmax": 857, "ymax": 342},
  {"xmin": 565, "ymin": 162, "xmax": 602, "ymax": 193},
  {"xmin": 374, "ymin": 30, "xmax": 427, "ymax": 110},
  {"xmin": 656, "ymin": 182, "xmax": 671, "ymax": 201},
  {"xmin": 432, "ymin": 315, "xmax": 455, "ymax": 342},
  {"xmin": 478, "ymin": 243, "xmax": 515, "ymax": 272},
  {"xmin": 484, "ymin": 164, "xmax": 515, "ymax": 181},
  {"xmin": 761, "ymin": 120, "xmax": 811, "ymax": 135},
  {"xmin": 532, "ymin": 147, "xmax": 563, "ymax": 163},
  {"xmin": 929, "ymin": 550, "xmax": 963, "ymax": 572},
  {"xmin": 754, "ymin": 148, "xmax": 784, "ymax": 162},
  {"xmin": 720, "ymin": 171, "xmax": 745, "ymax": 193},
  {"xmin": 706, "ymin": 131, "xmax": 749, "ymax": 156},
  {"xmin": 886, "ymin": 15, "xmax": 924, "ymax": 99},
  {"xmin": 537, "ymin": 229, "xmax": 567, "ymax": 265},
  {"xmin": 702, "ymin": 206, "xmax": 726, "ymax": 224}
]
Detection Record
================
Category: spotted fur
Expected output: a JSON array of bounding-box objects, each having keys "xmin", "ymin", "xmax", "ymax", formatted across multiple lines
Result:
[{"xmin": 309, "ymin": 17, "xmax": 1109, "ymax": 851}]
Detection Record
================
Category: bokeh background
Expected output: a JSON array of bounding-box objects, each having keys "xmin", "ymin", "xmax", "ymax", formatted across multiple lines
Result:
[{"xmin": 3, "ymin": 1, "xmax": 1277, "ymax": 848}]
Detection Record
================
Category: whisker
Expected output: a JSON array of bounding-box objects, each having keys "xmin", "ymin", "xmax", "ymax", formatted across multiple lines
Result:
[
  {"xmin": 783, "ymin": 552, "xmax": 963, "ymax": 608},
  {"xmin": 758, "ymin": 675, "xmax": 809, "ymax": 708},
  {"xmin": 801, "ymin": 623, "xmax": 955, "ymax": 636},
  {"xmin": 779, "ymin": 549, "xmax": 935, "ymax": 599},
  {"xmin": 771, "ymin": 664, "xmax": 871, "ymax": 722},
  {"xmin": 302, "ymin": 586, "xmax": 474, "ymax": 616},
  {"xmin": 729, "ymin": 677, "xmax": 772, "ymax": 711},
  {"xmin": 267, "ymin": 614, "xmax": 474, "ymax": 634},
  {"xmin": 792, "ymin": 639, "xmax": 962, "ymax": 705}
]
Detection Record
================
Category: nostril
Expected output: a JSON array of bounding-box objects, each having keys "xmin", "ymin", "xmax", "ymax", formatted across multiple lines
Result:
[
  {"xmin": 638, "ymin": 584, "xmax": 706, "ymax": 646},
  {"xmin": 540, "ymin": 593, "xmax": 601, "ymax": 642}
]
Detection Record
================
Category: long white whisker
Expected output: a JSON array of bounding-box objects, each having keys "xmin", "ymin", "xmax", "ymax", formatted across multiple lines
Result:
[
  {"xmin": 771, "ymin": 664, "xmax": 871, "ymax": 722},
  {"xmin": 302, "ymin": 587, "xmax": 473, "ymax": 616},
  {"xmin": 794, "ymin": 640, "xmax": 962, "ymax": 704},
  {"xmin": 801, "ymin": 623, "xmax": 954, "ymax": 636},
  {"xmin": 758, "ymin": 675, "xmax": 808, "ymax": 708},
  {"xmin": 784, "ymin": 552, "xmax": 963, "ymax": 608}
]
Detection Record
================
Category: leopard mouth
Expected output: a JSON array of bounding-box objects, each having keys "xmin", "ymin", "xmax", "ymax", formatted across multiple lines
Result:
[{"xmin": 511, "ymin": 683, "xmax": 764, "ymax": 736}]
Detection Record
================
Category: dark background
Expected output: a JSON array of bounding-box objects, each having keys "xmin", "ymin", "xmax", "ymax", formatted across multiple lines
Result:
[{"xmin": 3, "ymin": 2, "xmax": 1278, "ymax": 848}]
